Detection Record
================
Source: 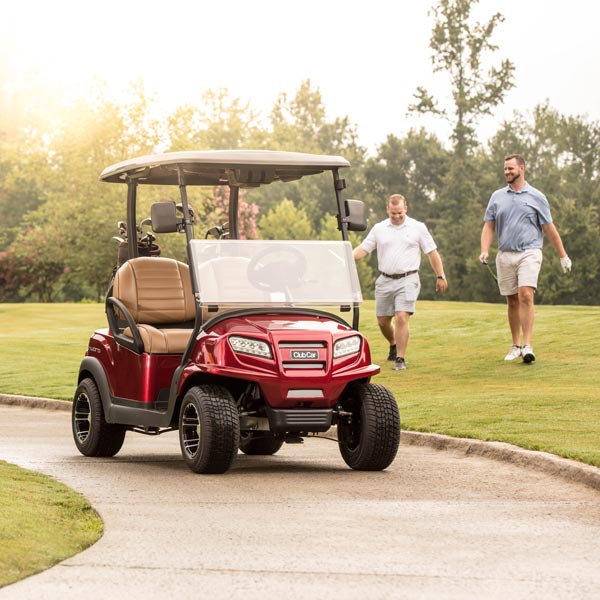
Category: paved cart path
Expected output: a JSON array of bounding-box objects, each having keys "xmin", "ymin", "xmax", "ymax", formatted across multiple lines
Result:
[{"xmin": 1, "ymin": 404, "xmax": 599, "ymax": 600}]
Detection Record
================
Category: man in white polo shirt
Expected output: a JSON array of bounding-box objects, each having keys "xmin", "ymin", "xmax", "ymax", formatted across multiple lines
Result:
[{"xmin": 353, "ymin": 193, "xmax": 448, "ymax": 370}]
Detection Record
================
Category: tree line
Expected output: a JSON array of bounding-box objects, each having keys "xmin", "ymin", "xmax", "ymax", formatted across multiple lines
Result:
[{"xmin": 1, "ymin": 0, "xmax": 598, "ymax": 305}]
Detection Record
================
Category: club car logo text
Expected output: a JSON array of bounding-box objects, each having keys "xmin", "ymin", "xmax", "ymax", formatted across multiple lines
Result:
[{"xmin": 291, "ymin": 350, "xmax": 318, "ymax": 360}]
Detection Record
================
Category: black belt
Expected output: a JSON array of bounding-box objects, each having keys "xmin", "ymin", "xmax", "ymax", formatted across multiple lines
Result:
[{"xmin": 380, "ymin": 270, "xmax": 418, "ymax": 280}]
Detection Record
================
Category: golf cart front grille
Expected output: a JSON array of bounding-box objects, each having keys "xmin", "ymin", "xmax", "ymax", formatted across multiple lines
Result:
[
  {"xmin": 278, "ymin": 342, "xmax": 327, "ymax": 348},
  {"xmin": 279, "ymin": 341, "xmax": 326, "ymax": 371},
  {"xmin": 282, "ymin": 362, "xmax": 326, "ymax": 370}
]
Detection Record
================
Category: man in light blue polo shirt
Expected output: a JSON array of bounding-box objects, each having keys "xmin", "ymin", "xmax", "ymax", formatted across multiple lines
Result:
[
  {"xmin": 354, "ymin": 193, "xmax": 448, "ymax": 371},
  {"xmin": 480, "ymin": 154, "xmax": 572, "ymax": 364}
]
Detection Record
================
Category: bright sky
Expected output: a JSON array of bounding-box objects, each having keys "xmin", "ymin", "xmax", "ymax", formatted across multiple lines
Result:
[{"xmin": 2, "ymin": 0, "xmax": 599, "ymax": 154}]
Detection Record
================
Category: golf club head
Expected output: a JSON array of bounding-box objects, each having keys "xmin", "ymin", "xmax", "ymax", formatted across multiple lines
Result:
[{"xmin": 205, "ymin": 226, "xmax": 223, "ymax": 239}]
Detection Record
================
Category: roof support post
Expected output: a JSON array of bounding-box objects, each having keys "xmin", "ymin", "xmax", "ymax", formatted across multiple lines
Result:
[
  {"xmin": 332, "ymin": 169, "xmax": 348, "ymax": 241},
  {"xmin": 331, "ymin": 169, "xmax": 360, "ymax": 330},
  {"xmin": 176, "ymin": 169, "xmax": 203, "ymax": 383},
  {"xmin": 228, "ymin": 186, "xmax": 240, "ymax": 239},
  {"xmin": 126, "ymin": 180, "xmax": 138, "ymax": 259},
  {"xmin": 177, "ymin": 168, "xmax": 198, "ymax": 293}
]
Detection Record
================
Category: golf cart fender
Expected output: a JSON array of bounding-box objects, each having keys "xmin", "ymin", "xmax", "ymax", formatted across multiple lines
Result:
[{"xmin": 78, "ymin": 356, "xmax": 116, "ymax": 423}]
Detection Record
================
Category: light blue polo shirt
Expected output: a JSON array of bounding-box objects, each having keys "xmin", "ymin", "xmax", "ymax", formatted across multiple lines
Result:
[{"xmin": 483, "ymin": 183, "xmax": 553, "ymax": 251}]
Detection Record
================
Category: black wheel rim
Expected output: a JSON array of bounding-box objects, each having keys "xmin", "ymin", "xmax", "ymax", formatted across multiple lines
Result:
[
  {"xmin": 340, "ymin": 396, "xmax": 361, "ymax": 450},
  {"xmin": 74, "ymin": 392, "xmax": 91, "ymax": 444},
  {"xmin": 181, "ymin": 402, "xmax": 201, "ymax": 459}
]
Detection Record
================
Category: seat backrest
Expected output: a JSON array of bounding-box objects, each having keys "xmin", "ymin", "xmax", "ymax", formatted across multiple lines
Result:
[{"xmin": 113, "ymin": 257, "xmax": 195, "ymax": 324}]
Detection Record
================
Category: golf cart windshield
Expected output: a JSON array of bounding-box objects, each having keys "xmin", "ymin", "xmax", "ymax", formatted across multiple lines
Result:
[{"xmin": 190, "ymin": 239, "xmax": 362, "ymax": 306}]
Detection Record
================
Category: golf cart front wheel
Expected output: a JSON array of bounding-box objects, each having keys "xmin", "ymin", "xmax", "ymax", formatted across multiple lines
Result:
[
  {"xmin": 179, "ymin": 385, "xmax": 240, "ymax": 474},
  {"xmin": 72, "ymin": 377, "xmax": 126, "ymax": 457},
  {"xmin": 338, "ymin": 382, "xmax": 400, "ymax": 471}
]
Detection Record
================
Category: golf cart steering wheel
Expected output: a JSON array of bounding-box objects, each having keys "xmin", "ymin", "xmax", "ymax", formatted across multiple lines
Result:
[{"xmin": 247, "ymin": 246, "xmax": 307, "ymax": 292}]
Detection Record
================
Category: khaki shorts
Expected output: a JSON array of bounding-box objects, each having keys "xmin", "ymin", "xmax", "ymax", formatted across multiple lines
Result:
[
  {"xmin": 496, "ymin": 249, "xmax": 543, "ymax": 296},
  {"xmin": 375, "ymin": 273, "xmax": 421, "ymax": 316}
]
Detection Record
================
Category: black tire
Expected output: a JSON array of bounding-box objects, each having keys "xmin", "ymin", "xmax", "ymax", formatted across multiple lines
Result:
[
  {"xmin": 338, "ymin": 382, "xmax": 400, "ymax": 471},
  {"xmin": 239, "ymin": 432, "xmax": 284, "ymax": 455},
  {"xmin": 179, "ymin": 385, "xmax": 240, "ymax": 474},
  {"xmin": 72, "ymin": 377, "xmax": 126, "ymax": 457}
]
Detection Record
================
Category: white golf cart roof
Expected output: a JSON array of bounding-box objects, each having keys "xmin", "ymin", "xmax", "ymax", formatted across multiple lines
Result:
[{"xmin": 100, "ymin": 150, "xmax": 350, "ymax": 187}]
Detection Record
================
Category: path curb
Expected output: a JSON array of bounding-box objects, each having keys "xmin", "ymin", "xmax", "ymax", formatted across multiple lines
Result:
[
  {"xmin": 2, "ymin": 393, "xmax": 599, "ymax": 491},
  {"xmin": 0, "ymin": 393, "xmax": 71, "ymax": 411},
  {"xmin": 401, "ymin": 430, "xmax": 600, "ymax": 491}
]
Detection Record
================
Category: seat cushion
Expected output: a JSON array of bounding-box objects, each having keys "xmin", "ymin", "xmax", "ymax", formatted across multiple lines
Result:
[
  {"xmin": 114, "ymin": 257, "xmax": 195, "ymax": 324},
  {"xmin": 124, "ymin": 325, "xmax": 193, "ymax": 354}
]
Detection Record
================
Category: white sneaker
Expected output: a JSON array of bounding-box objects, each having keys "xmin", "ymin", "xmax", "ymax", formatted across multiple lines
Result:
[
  {"xmin": 522, "ymin": 345, "xmax": 536, "ymax": 363},
  {"xmin": 504, "ymin": 345, "xmax": 521, "ymax": 361}
]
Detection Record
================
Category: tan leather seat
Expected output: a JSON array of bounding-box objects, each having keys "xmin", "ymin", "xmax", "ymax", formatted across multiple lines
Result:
[{"xmin": 112, "ymin": 257, "xmax": 195, "ymax": 354}]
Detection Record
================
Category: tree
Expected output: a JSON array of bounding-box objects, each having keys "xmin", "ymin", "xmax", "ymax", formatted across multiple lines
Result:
[
  {"xmin": 487, "ymin": 103, "xmax": 600, "ymax": 217},
  {"xmin": 0, "ymin": 155, "xmax": 45, "ymax": 249},
  {"xmin": 406, "ymin": 0, "xmax": 515, "ymax": 296},
  {"xmin": 0, "ymin": 104, "xmax": 52, "ymax": 250},
  {"xmin": 166, "ymin": 88, "xmax": 267, "ymax": 151},
  {"xmin": 432, "ymin": 156, "xmax": 489, "ymax": 300},
  {"xmin": 540, "ymin": 200, "xmax": 600, "ymax": 305},
  {"xmin": 365, "ymin": 129, "xmax": 450, "ymax": 224},
  {"xmin": 16, "ymin": 88, "xmax": 163, "ymax": 300},
  {"xmin": 205, "ymin": 187, "xmax": 259, "ymax": 240},
  {"xmin": 257, "ymin": 80, "xmax": 367, "ymax": 229},
  {"xmin": 0, "ymin": 249, "xmax": 25, "ymax": 302},
  {"xmin": 258, "ymin": 199, "xmax": 314, "ymax": 240},
  {"xmin": 3, "ymin": 226, "xmax": 66, "ymax": 302},
  {"xmin": 409, "ymin": 0, "xmax": 515, "ymax": 157}
]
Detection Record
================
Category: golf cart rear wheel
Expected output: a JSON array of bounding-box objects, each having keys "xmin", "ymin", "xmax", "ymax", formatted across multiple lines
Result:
[
  {"xmin": 179, "ymin": 385, "xmax": 240, "ymax": 474},
  {"xmin": 338, "ymin": 382, "xmax": 400, "ymax": 471},
  {"xmin": 72, "ymin": 377, "xmax": 126, "ymax": 457},
  {"xmin": 239, "ymin": 432, "xmax": 284, "ymax": 455}
]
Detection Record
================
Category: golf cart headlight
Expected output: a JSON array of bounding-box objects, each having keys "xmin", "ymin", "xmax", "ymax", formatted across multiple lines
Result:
[
  {"xmin": 229, "ymin": 336, "xmax": 272, "ymax": 359},
  {"xmin": 333, "ymin": 335, "xmax": 361, "ymax": 358}
]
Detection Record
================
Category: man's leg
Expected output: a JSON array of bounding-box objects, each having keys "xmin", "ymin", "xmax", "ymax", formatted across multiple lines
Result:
[
  {"xmin": 506, "ymin": 293, "xmax": 521, "ymax": 345},
  {"xmin": 377, "ymin": 316, "xmax": 395, "ymax": 345},
  {"xmin": 518, "ymin": 286, "xmax": 535, "ymax": 346},
  {"xmin": 394, "ymin": 311, "xmax": 411, "ymax": 358},
  {"xmin": 514, "ymin": 250, "xmax": 541, "ymax": 363}
]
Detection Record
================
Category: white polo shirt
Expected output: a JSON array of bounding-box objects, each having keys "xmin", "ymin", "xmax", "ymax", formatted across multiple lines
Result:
[{"xmin": 359, "ymin": 216, "xmax": 437, "ymax": 274}]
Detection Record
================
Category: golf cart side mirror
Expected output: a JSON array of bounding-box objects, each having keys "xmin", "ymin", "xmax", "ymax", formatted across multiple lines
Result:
[
  {"xmin": 151, "ymin": 201, "xmax": 180, "ymax": 233},
  {"xmin": 345, "ymin": 199, "xmax": 367, "ymax": 232}
]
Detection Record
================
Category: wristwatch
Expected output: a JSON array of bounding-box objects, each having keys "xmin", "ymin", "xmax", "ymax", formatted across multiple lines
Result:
[{"xmin": 437, "ymin": 274, "xmax": 446, "ymax": 280}]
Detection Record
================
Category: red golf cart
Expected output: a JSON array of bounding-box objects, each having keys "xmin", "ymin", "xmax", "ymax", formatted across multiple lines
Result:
[{"xmin": 72, "ymin": 150, "xmax": 400, "ymax": 473}]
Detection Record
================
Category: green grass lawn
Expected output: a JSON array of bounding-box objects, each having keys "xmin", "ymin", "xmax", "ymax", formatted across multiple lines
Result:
[
  {"xmin": 0, "ymin": 301, "xmax": 598, "ymax": 467},
  {"xmin": 363, "ymin": 300, "xmax": 600, "ymax": 467},
  {"xmin": 0, "ymin": 303, "xmax": 105, "ymax": 400},
  {"xmin": 0, "ymin": 461, "xmax": 102, "ymax": 588}
]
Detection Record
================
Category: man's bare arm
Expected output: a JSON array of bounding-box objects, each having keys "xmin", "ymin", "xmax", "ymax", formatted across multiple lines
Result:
[
  {"xmin": 353, "ymin": 246, "xmax": 368, "ymax": 260},
  {"xmin": 479, "ymin": 221, "xmax": 495, "ymax": 263}
]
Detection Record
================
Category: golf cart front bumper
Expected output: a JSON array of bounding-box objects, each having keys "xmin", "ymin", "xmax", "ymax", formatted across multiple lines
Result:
[{"xmin": 266, "ymin": 407, "xmax": 333, "ymax": 432}]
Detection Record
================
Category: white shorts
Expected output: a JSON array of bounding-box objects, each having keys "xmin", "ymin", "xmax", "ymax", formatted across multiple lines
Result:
[
  {"xmin": 496, "ymin": 249, "xmax": 543, "ymax": 296},
  {"xmin": 375, "ymin": 273, "xmax": 421, "ymax": 316}
]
